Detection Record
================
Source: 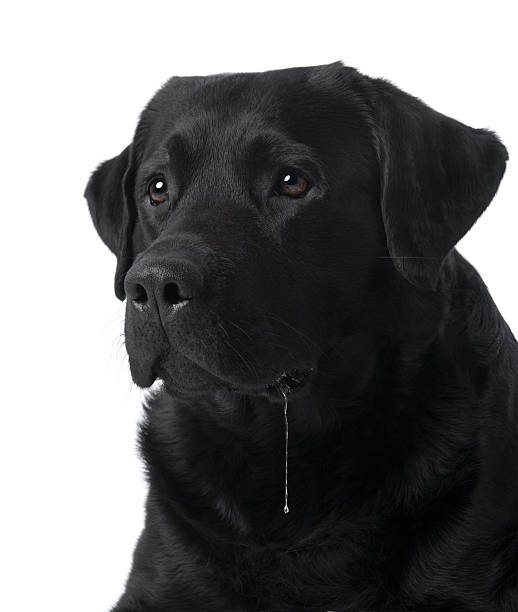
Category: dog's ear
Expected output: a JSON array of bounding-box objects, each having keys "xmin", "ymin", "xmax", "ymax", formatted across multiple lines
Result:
[
  {"xmin": 371, "ymin": 80, "xmax": 508, "ymax": 290},
  {"xmin": 84, "ymin": 145, "xmax": 136, "ymax": 300}
]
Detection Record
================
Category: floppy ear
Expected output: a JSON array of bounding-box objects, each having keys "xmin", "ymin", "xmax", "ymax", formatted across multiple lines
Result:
[
  {"xmin": 371, "ymin": 80, "xmax": 508, "ymax": 290},
  {"xmin": 84, "ymin": 145, "xmax": 136, "ymax": 300}
]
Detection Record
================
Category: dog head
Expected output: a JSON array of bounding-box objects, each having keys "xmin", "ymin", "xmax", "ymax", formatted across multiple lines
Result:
[{"xmin": 85, "ymin": 62, "xmax": 507, "ymax": 398}]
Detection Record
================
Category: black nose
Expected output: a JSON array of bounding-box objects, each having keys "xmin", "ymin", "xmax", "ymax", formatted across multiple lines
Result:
[{"xmin": 124, "ymin": 257, "xmax": 204, "ymax": 314}]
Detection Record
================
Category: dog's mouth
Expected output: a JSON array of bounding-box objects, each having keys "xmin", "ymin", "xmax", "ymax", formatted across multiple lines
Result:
[
  {"xmin": 153, "ymin": 367, "xmax": 313, "ymax": 399},
  {"xmin": 266, "ymin": 367, "xmax": 313, "ymax": 395},
  {"xmin": 145, "ymin": 351, "xmax": 314, "ymax": 400},
  {"xmin": 226, "ymin": 367, "xmax": 313, "ymax": 397}
]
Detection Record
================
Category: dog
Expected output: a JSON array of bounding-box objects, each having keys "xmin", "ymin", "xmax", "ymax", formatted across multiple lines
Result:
[{"xmin": 85, "ymin": 62, "xmax": 517, "ymax": 612}]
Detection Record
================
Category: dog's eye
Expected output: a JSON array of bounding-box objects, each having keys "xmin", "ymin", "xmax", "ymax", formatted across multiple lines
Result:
[
  {"xmin": 278, "ymin": 171, "xmax": 309, "ymax": 197},
  {"xmin": 148, "ymin": 177, "xmax": 169, "ymax": 206}
]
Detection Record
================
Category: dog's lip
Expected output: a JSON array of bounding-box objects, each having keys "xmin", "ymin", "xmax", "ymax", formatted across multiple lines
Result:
[
  {"xmin": 227, "ymin": 367, "xmax": 314, "ymax": 396},
  {"xmin": 146, "ymin": 353, "xmax": 314, "ymax": 398},
  {"xmin": 267, "ymin": 367, "xmax": 314, "ymax": 394}
]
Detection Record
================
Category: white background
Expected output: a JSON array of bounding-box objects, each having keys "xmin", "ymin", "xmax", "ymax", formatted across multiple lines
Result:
[{"xmin": 1, "ymin": 2, "xmax": 516, "ymax": 611}]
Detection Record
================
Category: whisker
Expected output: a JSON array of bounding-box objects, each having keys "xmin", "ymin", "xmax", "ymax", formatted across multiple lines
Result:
[
  {"xmin": 103, "ymin": 306, "xmax": 126, "ymax": 331},
  {"xmin": 215, "ymin": 319, "xmax": 261, "ymax": 380},
  {"xmin": 264, "ymin": 311, "xmax": 324, "ymax": 354},
  {"xmin": 376, "ymin": 256, "xmax": 438, "ymax": 259},
  {"xmin": 225, "ymin": 319, "xmax": 254, "ymax": 342},
  {"xmin": 264, "ymin": 311, "xmax": 350, "ymax": 362}
]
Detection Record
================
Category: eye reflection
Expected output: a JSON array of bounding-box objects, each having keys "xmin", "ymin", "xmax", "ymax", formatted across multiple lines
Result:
[
  {"xmin": 148, "ymin": 177, "xmax": 169, "ymax": 206},
  {"xmin": 278, "ymin": 171, "xmax": 309, "ymax": 197}
]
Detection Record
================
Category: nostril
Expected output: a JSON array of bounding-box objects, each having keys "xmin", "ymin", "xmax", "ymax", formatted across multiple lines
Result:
[
  {"xmin": 132, "ymin": 283, "xmax": 148, "ymax": 307},
  {"xmin": 163, "ymin": 282, "xmax": 189, "ymax": 307}
]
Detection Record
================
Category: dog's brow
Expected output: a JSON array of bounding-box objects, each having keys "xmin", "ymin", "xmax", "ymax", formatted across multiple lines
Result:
[
  {"xmin": 247, "ymin": 132, "xmax": 315, "ymax": 160},
  {"xmin": 166, "ymin": 132, "xmax": 190, "ymax": 158},
  {"xmin": 246, "ymin": 132, "xmax": 325, "ymax": 180},
  {"xmin": 138, "ymin": 153, "xmax": 170, "ymax": 181},
  {"xmin": 136, "ymin": 134, "xmax": 193, "ymax": 182}
]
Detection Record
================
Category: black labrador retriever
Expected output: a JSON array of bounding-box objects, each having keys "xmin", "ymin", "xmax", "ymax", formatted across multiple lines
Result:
[{"xmin": 85, "ymin": 62, "xmax": 517, "ymax": 612}]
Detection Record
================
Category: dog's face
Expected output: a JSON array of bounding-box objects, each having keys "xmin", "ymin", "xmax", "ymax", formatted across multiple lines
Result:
[{"xmin": 86, "ymin": 62, "xmax": 507, "ymax": 398}]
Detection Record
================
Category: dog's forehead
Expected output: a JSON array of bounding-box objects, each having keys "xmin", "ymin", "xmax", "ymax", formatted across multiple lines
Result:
[
  {"xmin": 149, "ymin": 62, "xmax": 344, "ymax": 116},
  {"xmin": 134, "ymin": 62, "xmax": 368, "ymax": 159}
]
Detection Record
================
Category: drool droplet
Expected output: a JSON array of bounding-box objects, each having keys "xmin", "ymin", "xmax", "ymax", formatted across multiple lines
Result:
[{"xmin": 281, "ymin": 387, "xmax": 289, "ymax": 514}]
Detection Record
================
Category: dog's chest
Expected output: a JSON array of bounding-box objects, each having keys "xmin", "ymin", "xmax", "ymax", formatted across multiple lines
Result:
[{"xmin": 225, "ymin": 537, "xmax": 394, "ymax": 612}]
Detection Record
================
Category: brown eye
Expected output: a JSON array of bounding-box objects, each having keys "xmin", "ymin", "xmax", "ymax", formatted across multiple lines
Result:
[
  {"xmin": 278, "ymin": 171, "xmax": 309, "ymax": 197},
  {"xmin": 148, "ymin": 177, "xmax": 169, "ymax": 206}
]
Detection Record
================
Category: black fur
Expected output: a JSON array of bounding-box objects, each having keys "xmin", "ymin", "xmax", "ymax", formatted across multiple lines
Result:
[{"xmin": 85, "ymin": 62, "xmax": 518, "ymax": 611}]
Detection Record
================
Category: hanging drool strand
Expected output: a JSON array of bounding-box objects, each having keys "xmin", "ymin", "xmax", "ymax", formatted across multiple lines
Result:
[{"xmin": 281, "ymin": 387, "xmax": 289, "ymax": 514}]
